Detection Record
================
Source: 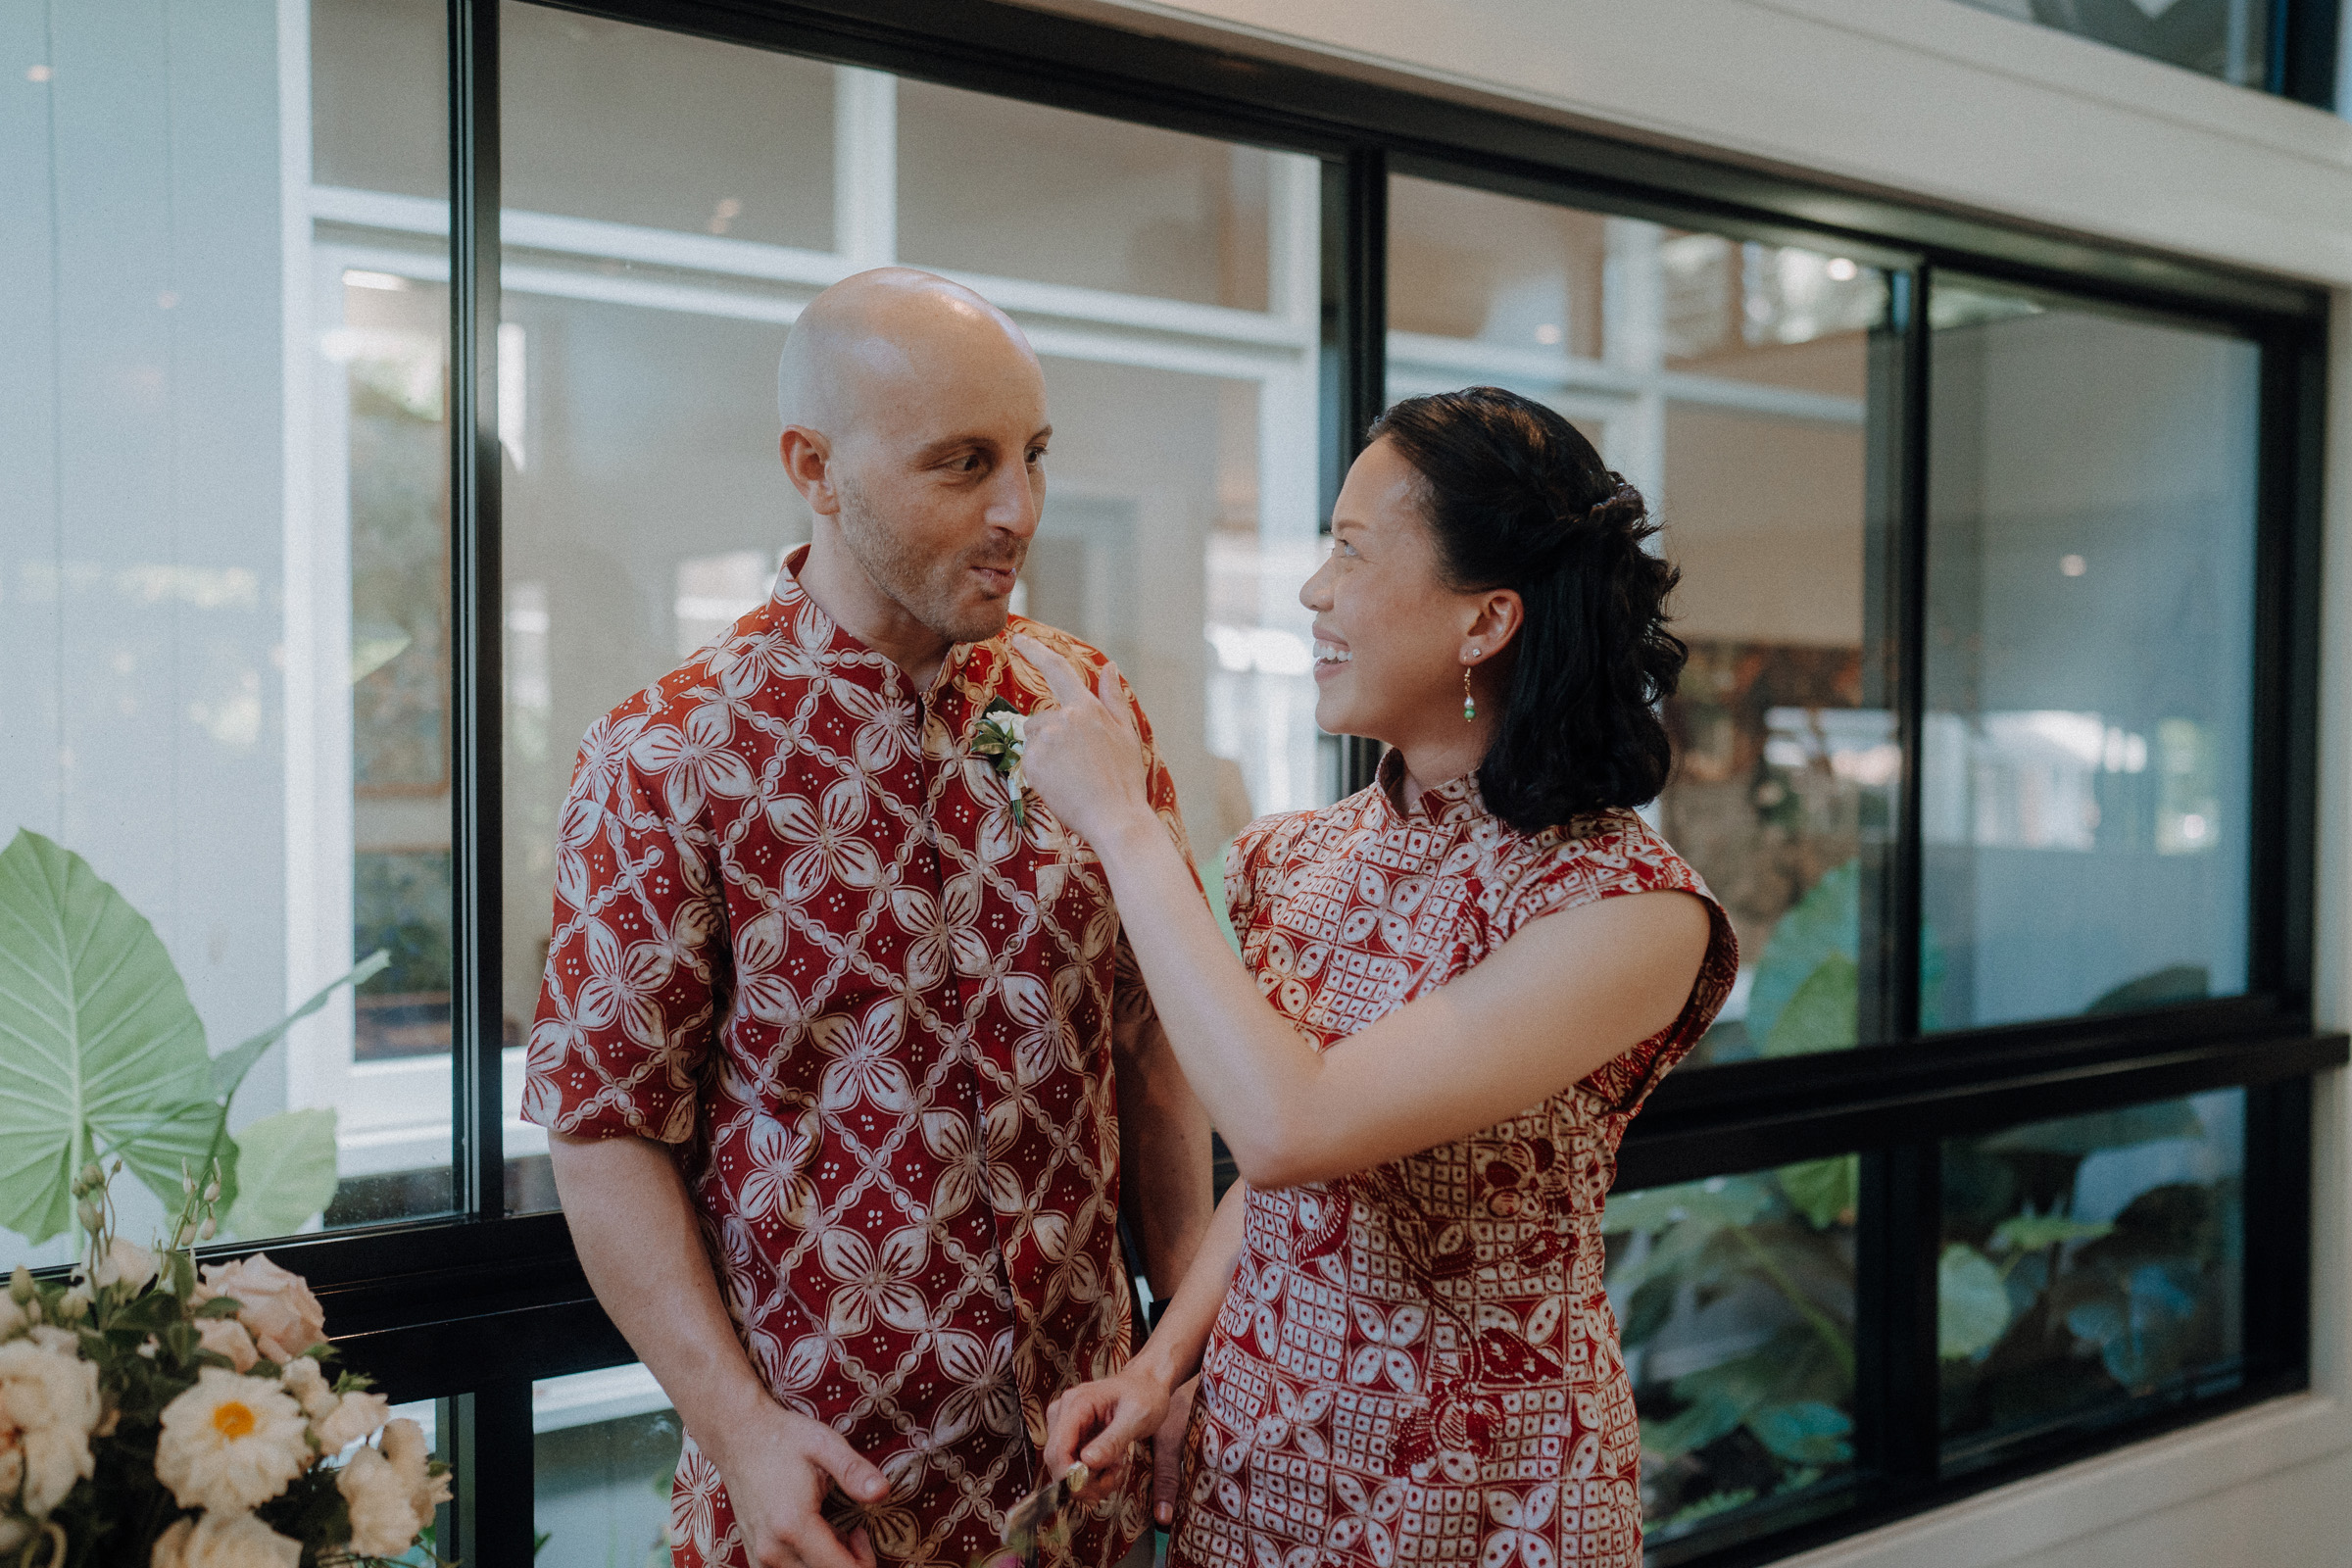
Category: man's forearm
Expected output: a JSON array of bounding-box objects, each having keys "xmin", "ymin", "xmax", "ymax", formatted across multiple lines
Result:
[
  {"xmin": 548, "ymin": 1131, "xmax": 772, "ymax": 1458},
  {"xmin": 1115, "ymin": 1012, "xmax": 1214, "ymax": 1300}
]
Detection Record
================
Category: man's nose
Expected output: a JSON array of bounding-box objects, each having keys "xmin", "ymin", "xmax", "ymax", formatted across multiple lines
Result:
[{"xmin": 984, "ymin": 460, "xmax": 1042, "ymax": 538}]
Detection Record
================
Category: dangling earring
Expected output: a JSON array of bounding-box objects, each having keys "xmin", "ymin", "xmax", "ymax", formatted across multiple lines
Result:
[{"xmin": 1462, "ymin": 649, "xmax": 1480, "ymax": 722}]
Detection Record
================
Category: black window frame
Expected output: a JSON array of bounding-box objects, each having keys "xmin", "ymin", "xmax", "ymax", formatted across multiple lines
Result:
[{"xmin": 152, "ymin": 3, "xmax": 2341, "ymax": 1564}]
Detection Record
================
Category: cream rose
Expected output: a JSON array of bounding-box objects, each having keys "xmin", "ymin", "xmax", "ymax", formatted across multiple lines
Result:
[
  {"xmin": 150, "ymin": 1510, "xmax": 304, "ymax": 1568},
  {"xmin": 190, "ymin": 1256, "xmax": 325, "ymax": 1366},
  {"xmin": 0, "ymin": 1326, "xmax": 102, "ymax": 1517},
  {"xmin": 194, "ymin": 1318, "xmax": 260, "ymax": 1374}
]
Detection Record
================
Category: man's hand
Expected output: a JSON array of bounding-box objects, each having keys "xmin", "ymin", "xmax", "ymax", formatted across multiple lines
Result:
[
  {"xmin": 549, "ymin": 1132, "xmax": 889, "ymax": 1568},
  {"xmin": 705, "ymin": 1398, "xmax": 890, "ymax": 1568}
]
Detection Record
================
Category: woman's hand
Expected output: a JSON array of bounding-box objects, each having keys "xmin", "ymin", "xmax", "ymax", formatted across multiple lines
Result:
[
  {"xmin": 1042, "ymin": 1358, "xmax": 1176, "ymax": 1509},
  {"xmin": 1011, "ymin": 634, "xmax": 1156, "ymax": 849}
]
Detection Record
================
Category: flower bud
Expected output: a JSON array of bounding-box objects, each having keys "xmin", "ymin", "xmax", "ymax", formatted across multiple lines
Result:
[
  {"xmin": 9, "ymin": 1265, "xmax": 32, "ymax": 1304},
  {"xmin": 80, "ymin": 1160, "xmax": 102, "ymax": 1188},
  {"xmin": 203, "ymin": 1181, "xmax": 220, "ymax": 1204},
  {"xmin": 76, "ymin": 1199, "xmax": 103, "ymax": 1233},
  {"xmin": 198, "ymin": 1217, "xmax": 217, "ymax": 1242}
]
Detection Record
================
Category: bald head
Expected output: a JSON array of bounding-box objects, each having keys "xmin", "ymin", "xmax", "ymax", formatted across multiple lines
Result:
[
  {"xmin": 774, "ymin": 269, "xmax": 1053, "ymax": 662},
  {"xmin": 778, "ymin": 268, "xmax": 1040, "ymax": 435}
]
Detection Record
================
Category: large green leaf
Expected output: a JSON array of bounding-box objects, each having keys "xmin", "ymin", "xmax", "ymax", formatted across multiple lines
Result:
[
  {"xmin": 1779, "ymin": 1155, "xmax": 1859, "ymax": 1230},
  {"xmin": 1980, "ymin": 1099, "xmax": 2202, "ymax": 1156},
  {"xmin": 225, "ymin": 1108, "xmax": 340, "ymax": 1240},
  {"xmin": 1938, "ymin": 1243, "xmax": 2011, "ymax": 1360},
  {"xmin": 1763, "ymin": 955, "xmax": 1858, "ymax": 1057},
  {"xmin": 0, "ymin": 830, "xmax": 217, "ymax": 1241}
]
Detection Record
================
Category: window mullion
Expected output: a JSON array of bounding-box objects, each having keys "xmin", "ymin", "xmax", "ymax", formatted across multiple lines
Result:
[
  {"xmin": 449, "ymin": 0, "xmax": 506, "ymax": 1223},
  {"xmin": 1856, "ymin": 1143, "xmax": 1942, "ymax": 1494},
  {"xmin": 1323, "ymin": 147, "xmax": 1386, "ymax": 797}
]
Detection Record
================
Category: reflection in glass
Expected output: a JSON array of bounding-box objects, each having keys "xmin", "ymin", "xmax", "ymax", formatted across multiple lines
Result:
[
  {"xmin": 1949, "ymin": 0, "xmax": 2275, "ymax": 90},
  {"xmin": 502, "ymin": 2, "xmax": 835, "ymax": 250},
  {"xmin": 1924, "ymin": 281, "xmax": 2255, "ymax": 1030},
  {"xmin": 1605, "ymin": 1161, "xmax": 1859, "ymax": 1545},
  {"xmin": 1940, "ymin": 1091, "xmax": 2245, "ymax": 1468},
  {"xmin": 495, "ymin": 26, "xmax": 1326, "ymax": 1211},
  {"xmin": 534, "ymin": 1366, "xmax": 683, "ymax": 1568},
  {"xmin": 898, "ymin": 80, "xmax": 1279, "ymax": 309},
  {"xmin": 1388, "ymin": 175, "xmax": 1896, "ymax": 1065}
]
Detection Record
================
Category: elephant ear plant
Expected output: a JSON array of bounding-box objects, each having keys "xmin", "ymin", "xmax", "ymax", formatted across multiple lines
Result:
[{"xmin": 0, "ymin": 829, "xmax": 386, "ymax": 1247}]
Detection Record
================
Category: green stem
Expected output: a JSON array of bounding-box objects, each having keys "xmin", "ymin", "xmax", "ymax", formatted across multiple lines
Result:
[{"xmin": 1733, "ymin": 1224, "xmax": 1856, "ymax": 1381}]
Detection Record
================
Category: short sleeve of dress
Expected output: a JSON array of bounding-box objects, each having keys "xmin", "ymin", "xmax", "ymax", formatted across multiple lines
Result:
[
  {"xmin": 518, "ymin": 707, "xmax": 724, "ymax": 1144},
  {"xmin": 1493, "ymin": 813, "xmax": 1740, "ymax": 1120}
]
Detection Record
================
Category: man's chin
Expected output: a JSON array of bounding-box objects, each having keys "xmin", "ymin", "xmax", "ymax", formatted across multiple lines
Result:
[{"xmin": 938, "ymin": 599, "xmax": 1012, "ymax": 647}]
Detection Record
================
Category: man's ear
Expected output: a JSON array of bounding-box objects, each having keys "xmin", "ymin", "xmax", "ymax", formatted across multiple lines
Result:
[{"xmin": 780, "ymin": 426, "xmax": 839, "ymax": 515}]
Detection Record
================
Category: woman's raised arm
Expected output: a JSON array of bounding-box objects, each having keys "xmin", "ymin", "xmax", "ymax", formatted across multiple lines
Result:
[{"xmin": 1014, "ymin": 636, "xmax": 1710, "ymax": 1190}]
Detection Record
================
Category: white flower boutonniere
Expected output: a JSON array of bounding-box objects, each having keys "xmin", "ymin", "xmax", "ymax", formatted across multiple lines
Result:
[{"xmin": 971, "ymin": 698, "xmax": 1030, "ymax": 829}]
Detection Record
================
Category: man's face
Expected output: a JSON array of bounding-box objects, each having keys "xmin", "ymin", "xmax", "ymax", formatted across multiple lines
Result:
[{"xmin": 825, "ymin": 332, "xmax": 1050, "ymax": 648}]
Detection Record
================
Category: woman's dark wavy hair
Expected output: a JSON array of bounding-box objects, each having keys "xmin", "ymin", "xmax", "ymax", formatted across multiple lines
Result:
[{"xmin": 1366, "ymin": 385, "xmax": 1685, "ymax": 836}]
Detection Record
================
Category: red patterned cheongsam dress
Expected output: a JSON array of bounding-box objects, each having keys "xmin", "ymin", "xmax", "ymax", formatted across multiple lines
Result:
[{"xmin": 1169, "ymin": 755, "xmax": 1738, "ymax": 1568}]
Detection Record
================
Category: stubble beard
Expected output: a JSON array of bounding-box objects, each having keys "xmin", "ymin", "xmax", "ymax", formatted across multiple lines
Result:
[{"xmin": 835, "ymin": 476, "xmax": 1027, "ymax": 647}]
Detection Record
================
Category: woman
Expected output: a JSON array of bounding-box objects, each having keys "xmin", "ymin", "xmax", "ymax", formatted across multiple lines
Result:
[{"xmin": 1013, "ymin": 385, "xmax": 1738, "ymax": 1568}]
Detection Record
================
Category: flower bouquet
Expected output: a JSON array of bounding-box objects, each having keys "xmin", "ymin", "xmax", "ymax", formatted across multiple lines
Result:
[{"xmin": 0, "ymin": 1161, "xmax": 448, "ymax": 1567}]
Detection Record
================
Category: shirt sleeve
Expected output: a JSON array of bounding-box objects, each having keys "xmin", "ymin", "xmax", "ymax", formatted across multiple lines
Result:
[{"xmin": 519, "ymin": 705, "xmax": 725, "ymax": 1144}]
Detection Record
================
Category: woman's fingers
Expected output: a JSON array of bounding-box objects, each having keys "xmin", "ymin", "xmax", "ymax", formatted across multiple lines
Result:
[{"xmin": 1011, "ymin": 634, "xmax": 1096, "ymax": 710}]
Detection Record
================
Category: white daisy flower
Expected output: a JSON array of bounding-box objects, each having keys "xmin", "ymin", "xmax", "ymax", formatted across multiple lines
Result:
[{"xmin": 154, "ymin": 1367, "xmax": 312, "ymax": 1514}]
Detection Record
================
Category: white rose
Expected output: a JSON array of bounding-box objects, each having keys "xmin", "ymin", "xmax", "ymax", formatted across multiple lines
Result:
[
  {"xmin": 95, "ymin": 1239, "xmax": 157, "ymax": 1293},
  {"xmin": 194, "ymin": 1317, "xmax": 260, "ymax": 1374},
  {"xmin": 338, "ymin": 1445, "xmax": 424, "ymax": 1556},
  {"xmin": 190, "ymin": 1256, "xmax": 325, "ymax": 1366},
  {"xmin": 151, "ymin": 1510, "xmax": 302, "ymax": 1568},
  {"xmin": 312, "ymin": 1389, "xmax": 391, "ymax": 1453},
  {"xmin": 276, "ymin": 1356, "xmax": 332, "ymax": 1419},
  {"xmin": 154, "ymin": 1367, "xmax": 313, "ymax": 1514},
  {"xmin": 0, "ymin": 1331, "xmax": 102, "ymax": 1516}
]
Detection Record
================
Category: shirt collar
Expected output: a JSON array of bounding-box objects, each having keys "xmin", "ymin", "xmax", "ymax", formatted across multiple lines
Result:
[
  {"xmin": 764, "ymin": 544, "xmax": 1012, "ymax": 725},
  {"xmin": 1373, "ymin": 747, "xmax": 1488, "ymax": 828}
]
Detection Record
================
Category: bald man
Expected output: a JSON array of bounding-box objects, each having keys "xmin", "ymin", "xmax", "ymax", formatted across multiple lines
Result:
[{"xmin": 525, "ymin": 270, "xmax": 1213, "ymax": 1568}]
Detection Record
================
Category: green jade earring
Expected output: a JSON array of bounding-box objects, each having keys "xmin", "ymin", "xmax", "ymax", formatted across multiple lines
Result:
[{"xmin": 1463, "ymin": 647, "xmax": 1480, "ymax": 721}]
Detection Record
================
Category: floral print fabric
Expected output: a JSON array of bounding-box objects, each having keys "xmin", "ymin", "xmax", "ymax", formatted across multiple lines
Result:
[
  {"xmin": 1170, "ymin": 759, "xmax": 1737, "ymax": 1568},
  {"xmin": 523, "ymin": 554, "xmax": 1187, "ymax": 1568}
]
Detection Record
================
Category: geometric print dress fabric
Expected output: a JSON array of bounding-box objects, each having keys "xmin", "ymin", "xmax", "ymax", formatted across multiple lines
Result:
[
  {"xmin": 1167, "ymin": 759, "xmax": 1737, "ymax": 1568},
  {"xmin": 523, "ymin": 559, "xmax": 1187, "ymax": 1568}
]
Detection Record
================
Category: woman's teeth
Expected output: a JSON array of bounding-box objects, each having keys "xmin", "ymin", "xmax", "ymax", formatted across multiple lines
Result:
[{"xmin": 1314, "ymin": 643, "xmax": 1351, "ymax": 665}]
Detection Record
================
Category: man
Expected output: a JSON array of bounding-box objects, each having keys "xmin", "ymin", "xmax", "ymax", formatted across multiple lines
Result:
[{"xmin": 523, "ymin": 269, "xmax": 1212, "ymax": 1568}]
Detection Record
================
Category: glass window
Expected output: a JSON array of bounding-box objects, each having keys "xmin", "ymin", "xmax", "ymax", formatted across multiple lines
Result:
[
  {"xmin": 307, "ymin": 0, "xmax": 459, "ymax": 1232},
  {"xmin": 897, "ymin": 79, "xmax": 1283, "ymax": 311},
  {"xmin": 1940, "ymin": 1090, "xmax": 2245, "ymax": 1469},
  {"xmin": 0, "ymin": 0, "xmax": 458, "ymax": 1272},
  {"xmin": 1924, "ymin": 282, "xmax": 2257, "ymax": 1030},
  {"xmin": 492, "ymin": 13, "xmax": 1327, "ymax": 1210},
  {"xmin": 1948, "ymin": 0, "xmax": 2276, "ymax": 91},
  {"xmin": 1605, "ymin": 1160, "xmax": 1860, "ymax": 1546},
  {"xmin": 534, "ymin": 1365, "xmax": 683, "ymax": 1565},
  {"xmin": 1387, "ymin": 176, "xmax": 1898, "ymax": 1065}
]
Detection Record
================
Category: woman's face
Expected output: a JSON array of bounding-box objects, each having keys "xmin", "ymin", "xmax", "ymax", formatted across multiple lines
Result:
[{"xmin": 1301, "ymin": 438, "xmax": 1500, "ymax": 750}]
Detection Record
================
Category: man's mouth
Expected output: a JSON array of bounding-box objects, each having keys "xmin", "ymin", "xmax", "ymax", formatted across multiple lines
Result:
[{"xmin": 971, "ymin": 564, "xmax": 1018, "ymax": 597}]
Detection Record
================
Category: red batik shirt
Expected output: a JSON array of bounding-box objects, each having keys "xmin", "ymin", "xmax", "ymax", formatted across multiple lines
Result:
[
  {"xmin": 1168, "ymin": 757, "xmax": 1738, "ymax": 1568},
  {"xmin": 523, "ymin": 552, "xmax": 1185, "ymax": 1568}
]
